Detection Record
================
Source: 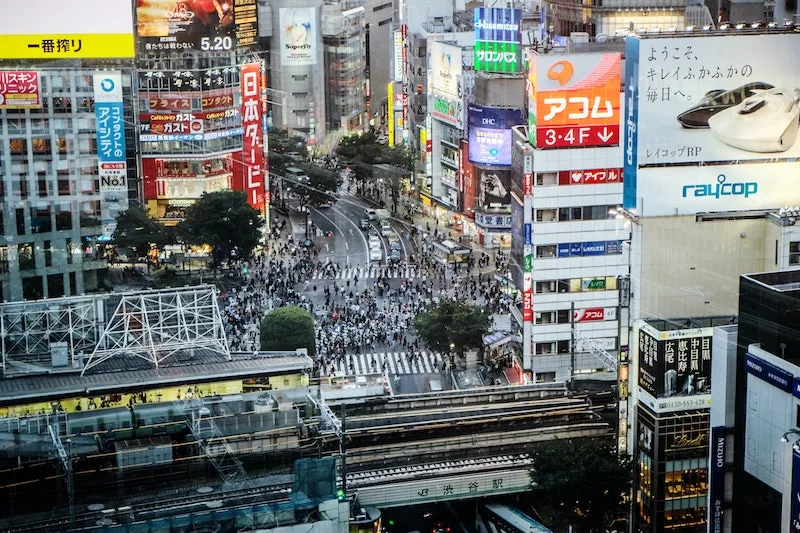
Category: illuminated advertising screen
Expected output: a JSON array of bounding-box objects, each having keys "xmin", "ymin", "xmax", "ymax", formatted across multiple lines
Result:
[
  {"xmin": 0, "ymin": 0, "xmax": 134, "ymax": 59},
  {"xmin": 530, "ymin": 53, "xmax": 621, "ymax": 149},
  {"xmin": 0, "ymin": 71, "xmax": 41, "ymax": 109},
  {"xmin": 137, "ymin": 0, "xmax": 256, "ymax": 54},
  {"xmin": 429, "ymin": 41, "xmax": 462, "ymax": 98},
  {"xmin": 637, "ymin": 323, "xmax": 712, "ymax": 407},
  {"xmin": 473, "ymin": 7, "xmax": 521, "ymax": 73},
  {"xmin": 624, "ymin": 33, "xmax": 800, "ymax": 214},
  {"xmin": 476, "ymin": 168, "xmax": 512, "ymax": 209},
  {"xmin": 467, "ymin": 104, "xmax": 522, "ymax": 166},
  {"xmin": 279, "ymin": 7, "xmax": 318, "ymax": 66}
]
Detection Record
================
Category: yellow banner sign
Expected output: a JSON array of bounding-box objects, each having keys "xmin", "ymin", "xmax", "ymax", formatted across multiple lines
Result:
[{"xmin": 0, "ymin": 34, "xmax": 135, "ymax": 59}]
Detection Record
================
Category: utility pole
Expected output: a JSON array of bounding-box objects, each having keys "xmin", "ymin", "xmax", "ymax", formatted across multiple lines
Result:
[
  {"xmin": 340, "ymin": 403, "xmax": 347, "ymax": 496},
  {"xmin": 570, "ymin": 301, "xmax": 576, "ymax": 390}
]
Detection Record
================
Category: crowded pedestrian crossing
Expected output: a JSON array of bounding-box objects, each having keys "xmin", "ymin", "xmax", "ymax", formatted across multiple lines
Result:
[
  {"xmin": 319, "ymin": 351, "xmax": 445, "ymax": 376},
  {"xmin": 309, "ymin": 265, "xmax": 421, "ymax": 281}
]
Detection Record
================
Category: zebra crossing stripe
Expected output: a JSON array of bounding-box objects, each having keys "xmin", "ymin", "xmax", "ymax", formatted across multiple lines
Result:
[{"xmin": 318, "ymin": 351, "xmax": 443, "ymax": 377}]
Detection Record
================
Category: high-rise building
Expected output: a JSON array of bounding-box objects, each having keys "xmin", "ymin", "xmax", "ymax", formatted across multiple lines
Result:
[
  {"xmin": 364, "ymin": 0, "xmax": 395, "ymax": 127},
  {"xmin": 0, "ymin": 0, "xmax": 137, "ymax": 302}
]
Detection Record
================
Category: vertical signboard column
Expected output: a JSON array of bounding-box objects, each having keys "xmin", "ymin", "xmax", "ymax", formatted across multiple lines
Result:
[
  {"xmin": 522, "ymin": 153, "xmax": 533, "ymax": 375},
  {"xmin": 241, "ymin": 63, "xmax": 264, "ymax": 211},
  {"xmin": 93, "ymin": 72, "xmax": 128, "ymax": 239}
]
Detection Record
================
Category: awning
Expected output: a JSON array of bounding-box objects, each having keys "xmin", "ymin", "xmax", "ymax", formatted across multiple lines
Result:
[{"xmin": 483, "ymin": 331, "xmax": 522, "ymax": 350}]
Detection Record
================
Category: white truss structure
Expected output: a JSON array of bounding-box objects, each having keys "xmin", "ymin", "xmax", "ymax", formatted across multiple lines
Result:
[
  {"xmin": 81, "ymin": 285, "xmax": 230, "ymax": 375},
  {"xmin": 0, "ymin": 294, "xmax": 105, "ymax": 371},
  {"xmin": 576, "ymin": 332, "xmax": 618, "ymax": 372}
]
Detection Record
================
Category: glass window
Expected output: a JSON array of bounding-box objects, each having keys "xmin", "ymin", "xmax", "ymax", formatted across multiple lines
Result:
[
  {"xmin": 557, "ymin": 309, "xmax": 570, "ymax": 323},
  {"xmin": 18, "ymin": 243, "xmax": 35, "ymax": 270},
  {"xmin": 790, "ymin": 242, "xmax": 800, "ymax": 265},
  {"xmin": 536, "ymin": 245, "xmax": 557, "ymax": 258},
  {"xmin": 536, "ymin": 209, "xmax": 557, "ymax": 222}
]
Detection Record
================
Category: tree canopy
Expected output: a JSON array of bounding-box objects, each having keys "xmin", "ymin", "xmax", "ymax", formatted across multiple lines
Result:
[
  {"xmin": 530, "ymin": 439, "xmax": 632, "ymax": 532},
  {"xmin": 293, "ymin": 163, "xmax": 342, "ymax": 207},
  {"xmin": 413, "ymin": 300, "xmax": 491, "ymax": 356},
  {"xmin": 177, "ymin": 190, "xmax": 263, "ymax": 263},
  {"xmin": 336, "ymin": 132, "xmax": 413, "ymax": 170},
  {"xmin": 112, "ymin": 205, "xmax": 174, "ymax": 261},
  {"xmin": 260, "ymin": 306, "xmax": 316, "ymax": 357}
]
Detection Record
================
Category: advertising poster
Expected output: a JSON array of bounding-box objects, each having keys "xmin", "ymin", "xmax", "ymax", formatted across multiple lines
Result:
[
  {"xmin": 0, "ymin": 0, "xmax": 134, "ymax": 59},
  {"xmin": 234, "ymin": 0, "xmax": 258, "ymax": 48},
  {"xmin": 532, "ymin": 53, "xmax": 621, "ymax": 149},
  {"xmin": 469, "ymin": 128, "xmax": 512, "ymax": 166},
  {"xmin": 476, "ymin": 168, "xmax": 511, "ymax": 209},
  {"xmin": 136, "ymin": 0, "xmax": 238, "ymax": 54},
  {"xmin": 637, "ymin": 323, "xmax": 713, "ymax": 399},
  {"xmin": 460, "ymin": 140, "xmax": 476, "ymax": 215},
  {"xmin": 147, "ymin": 114, "xmax": 204, "ymax": 139},
  {"xmin": 239, "ymin": 63, "xmax": 264, "ymax": 210},
  {"xmin": 93, "ymin": 72, "xmax": 128, "ymax": 193},
  {"xmin": 473, "ymin": 7, "xmax": 522, "ymax": 73},
  {"xmin": 279, "ymin": 7, "xmax": 317, "ymax": 66},
  {"xmin": 624, "ymin": 33, "xmax": 800, "ymax": 211},
  {"xmin": 429, "ymin": 41, "xmax": 462, "ymax": 98},
  {"xmin": 431, "ymin": 96, "xmax": 463, "ymax": 129},
  {"xmin": 387, "ymin": 82, "xmax": 395, "ymax": 147},
  {"xmin": 525, "ymin": 48, "xmax": 537, "ymax": 145},
  {"xmin": 0, "ymin": 71, "xmax": 40, "ymax": 109}
]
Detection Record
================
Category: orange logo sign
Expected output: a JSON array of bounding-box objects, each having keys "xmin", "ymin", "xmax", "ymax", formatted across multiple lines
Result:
[{"xmin": 547, "ymin": 60, "xmax": 574, "ymax": 86}]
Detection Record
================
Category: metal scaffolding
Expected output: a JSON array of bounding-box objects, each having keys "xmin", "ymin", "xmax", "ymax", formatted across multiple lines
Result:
[{"xmin": 81, "ymin": 285, "xmax": 229, "ymax": 375}]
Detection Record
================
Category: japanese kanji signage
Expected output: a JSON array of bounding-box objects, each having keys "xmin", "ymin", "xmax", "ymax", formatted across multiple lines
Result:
[
  {"xmin": 624, "ymin": 33, "xmax": 800, "ymax": 214},
  {"xmin": 93, "ymin": 73, "xmax": 127, "ymax": 193},
  {"xmin": 240, "ymin": 63, "xmax": 264, "ymax": 211},
  {"xmin": 637, "ymin": 322, "xmax": 712, "ymax": 404},
  {"xmin": 528, "ymin": 53, "xmax": 621, "ymax": 149},
  {"xmin": 0, "ymin": 0, "xmax": 134, "ymax": 59},
  {"xmin": 0, "ymin": 71, "xmax": 41, "ymax": 109},
  {"xmin": 473, "ymin": 8, "xmax": 521, "ymax": 73}
]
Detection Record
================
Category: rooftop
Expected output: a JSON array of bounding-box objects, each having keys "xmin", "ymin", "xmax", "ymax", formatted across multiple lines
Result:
[{"xmin": 743, "ymin": 271, "xmax": 800, "ymax": 294}]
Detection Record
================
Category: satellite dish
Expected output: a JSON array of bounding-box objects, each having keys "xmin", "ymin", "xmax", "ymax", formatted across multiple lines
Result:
[{"xmin": 596, "ymin": 34, "xmax": 608, "ymax": 42}]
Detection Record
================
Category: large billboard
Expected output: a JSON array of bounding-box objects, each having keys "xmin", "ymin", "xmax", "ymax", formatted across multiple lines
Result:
[
  {"xmin": 476, "ymin": 168, "xmax": 512, "ymax": 210},
  {"xmin": 637, "ymin": 323, "xmax": 712, "ymax": 412},
  {"xmin": 93, "ymin": 73, "xmax": 128, "ymax": 193},
  {"xmin": 137, "ymin": 0, "xmax": 257, "ymax": 54},
  {"xmin": 624, "ymin": 33, "xmax": 800, "ymax": 212},
  {"xmin": 468, "ymin": 105, "xmax": 523, "ymax": 166},
  {"xmin": 429, "ymin": 41, "xmax": 462, "ymax": 98},
  {"xmin": 528, "ymin": 53, "xmax": 621, "ymax": 149},
  {"xmin": 239, "ymin": 63, "xmax": 264, "ymax": 211},
  {"xmin": 473, "ymin": 7, "xmax": 522, "ymax": 73},
  {"xmin": 279, "ymin": 7, "xmax": 318, "ymax": 66},
  {"xmin": 0, "ymin": 0, "xmax": 134, "ymax": 59},
  {"xmin": 0, "ymin": 72, "xmax": 41, "ymax": 109}
]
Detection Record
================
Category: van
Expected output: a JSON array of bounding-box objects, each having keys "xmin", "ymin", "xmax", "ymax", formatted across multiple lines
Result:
[
  {"xmin": 365, "ymin": 209, "xmax": 377, "ymax": 221},
  {"xmin": 284, "ymin": 166, "xmax": 309, "ymax": 183}
]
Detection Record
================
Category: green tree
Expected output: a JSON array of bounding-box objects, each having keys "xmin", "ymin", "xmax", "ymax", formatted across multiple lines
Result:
[
  {"xmin": 413, "ymin": 300, "xmax": 491, "ymax": 356},
  {"xmin": 260, "ymin": 306, "xmax": 316, "ymax": 357},
  {"xmin": 530, "ymin": 439, "xmax": 632, "ymax": 532},
  {"xmin": 178, "ymin": 190, "xmax": 263, "ymax": 263},
  {"xmin": 112, "ymin": 205, "xmax": 174, "ymax": 264},
  {"xmin": 296, "ymin": 163, "xmax": 342, "ymax": 207}
]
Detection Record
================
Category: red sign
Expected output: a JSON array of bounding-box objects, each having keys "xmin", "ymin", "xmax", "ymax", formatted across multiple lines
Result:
[
  {"xmin": 523, "ymin": 290, "xmax": 533, "ymax": 322},
  {"xmin": 149, "ymin": 116, "xmax": 204, "ymax": 136},
  {"xmin": 148, "ymin": 94, "xmax": 192, "ymax": 111},
  {"xmin": 558, "ymin": 168, "xmax": 622, "ymax": 186},
  {"xmin": 532, "ymin": 54, "xmax": 621, "ymax": 149},
  {"xmin": 0, "ymin": 71, "xmax": 41, "ymax": 109},
  {"xmin": 239, "ymin": 63, "xmax": 263, "ymax": 210},
  {"xmin": 573, "ymin": 308, "xmax": 605, "ymax": 322},
  {"xmin": 523, "ymin": 173, "xmax": 533, "ymax": 196}
]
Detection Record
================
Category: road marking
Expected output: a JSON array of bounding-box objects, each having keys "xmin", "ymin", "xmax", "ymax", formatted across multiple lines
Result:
[
  {"xmin": 325, "ymin": 243, "xmax": 329, "ymax": 252},
  {"xmin": 312, "ymin": 207, "xmax": 345, "ymax": 236},
  {"xmin": 331, "ymin": 204, "xmax": 370, "ymax": 255},
  {"xmin": 349, "ymin": 229, "xmax": 354, "ymax": 236},
  {"xmin": 345, "ymin": 242, "xmax": 349, "ymax": 250}
]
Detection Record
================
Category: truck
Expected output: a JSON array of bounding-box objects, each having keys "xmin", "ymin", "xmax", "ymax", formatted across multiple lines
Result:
[{"xmin": 375, "ymin": 209, "xmax": 392, "ymax": 237}]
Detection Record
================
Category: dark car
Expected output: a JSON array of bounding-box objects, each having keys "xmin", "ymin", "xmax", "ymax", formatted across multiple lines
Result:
[{"xmin": 360, "ymin": 218, "xmax": 371, "ymax": 230}]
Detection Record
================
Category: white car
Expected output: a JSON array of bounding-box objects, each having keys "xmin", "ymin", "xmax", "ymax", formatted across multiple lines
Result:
[
  {"xmin": 368, "ymin": 235, "xmax": 382, "ymax": 249},
  {"xmin": 369, "ymin": 248, "xmax": 383, "ymax": 262}
]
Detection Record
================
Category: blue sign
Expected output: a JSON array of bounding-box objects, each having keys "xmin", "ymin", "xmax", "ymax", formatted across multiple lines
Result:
[
  {"xmin": 582, "ymin": 241, "xmax": 606, "ymax": 256},
  {"xmin": 469, "ymin": 127, "xmax": 512, "ymax": 166},
  {"xmin": 474, "ymin": 8, "xmax": 522, "ymax": 43},
  {"xmin": 794, "ymin": 377, "xmax": 800, "ymax": 399},
  {"xmin": 468, "ymin": 104, "xmax": 524, "ymax": 130},
  {"xmin": 792, "ymin": 450, "xmax": 800, "ymax": 531},
  {"xmin": 524, "ymin": 223, "xmax": 532, "ymax": 245},
  {"xmin": 709, "ymin": 426, "xmax": 726, "ymax": 533},
  {"xmin": 557, "ymin": 243, "xmax": 569, "ymax": 257},
  {"xmin": 570, "ymin": 242, "xmax": 583, "ymax": 256},
  {"xmin": 744, "ymin": 352, "xmax": 793, "ymax": 393},
  {"xmin": 623, "ymin": 36, "xmax": 639, "ymax": 210},
  {"xmin": 475, "ymin": 212, "xmax": 512, "ymax": 230},
  {"xmin": 95, "ymin": 101, "xmax": 126, "ymax": 163}
]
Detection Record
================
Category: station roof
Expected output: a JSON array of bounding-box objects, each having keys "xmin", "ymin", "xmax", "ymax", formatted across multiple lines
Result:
[{"xmin": 0, "ymin": 351, "xmax": 313, "ymax": 406}]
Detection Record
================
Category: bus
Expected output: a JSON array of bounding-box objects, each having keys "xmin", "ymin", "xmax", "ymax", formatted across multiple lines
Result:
[
  {"xmin": 375, "ymin": 209, "xmax": 392, "ymax": 236},
  {"xmin": 481, "ymin": 504, "xmax": 552, "ymax": 533}
]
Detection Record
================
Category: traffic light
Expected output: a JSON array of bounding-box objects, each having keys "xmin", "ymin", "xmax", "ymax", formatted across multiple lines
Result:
[
  {"xmin": 242, "ymin": 265, "xmax": 248, "ymax": 275},
  {"xmin": 336, "ymin": 489, "xmax": 346, "ymax": 501}
]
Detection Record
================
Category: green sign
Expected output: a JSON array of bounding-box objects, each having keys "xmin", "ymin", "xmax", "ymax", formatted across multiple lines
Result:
[
  {"xmin": 474, "ymin": 41, "xmax": 520, "ymax": 73},
  {"xmin": 582, "ymin": 279, "xmax": 606, "ymax": 291},
  {"xmin": 523, "ymin": 253, "xmax": 532, "ymax": 272}
]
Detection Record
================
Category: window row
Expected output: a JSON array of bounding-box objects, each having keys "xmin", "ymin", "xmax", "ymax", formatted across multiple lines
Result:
[
  {"xmin": 535, "ymin": 204, "xmax": 618, "ymax": 222},
  {"xmin": 6, "ymin": 202, "xmax": 101, "ymax": 236},
  {"xmin": 1, "ymin": 237, "xmax": 101, "ymax": 273},
  {"xmin": 535, "ymin": 276, "xmax": 618, "ymax": 294},
  {"xmin": 8, "ymin": 137, "xmax": 98, "ymax": 156}
]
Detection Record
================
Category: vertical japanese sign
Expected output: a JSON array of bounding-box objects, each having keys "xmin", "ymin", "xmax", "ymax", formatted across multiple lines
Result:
[
  {"xmin": 533, "ymin": 53, "xmax": 621, "ymax": 149},
  {"xmin": 0, "ymin": 71, "xmax": 41, "ymax": 108},
  {"xmin": 93, "ymin": 72, "xmax": 127, "ymax": 193},
  {"xmin": 400, "ymin": 23, "xmax": 409, "ymax": 145},
  {"xmin": 387, "ymin": 82, "xmax": 395, "ymax": 147},
  {"xmin": 708, "ymin": 426, "xmax": 725, "ymax": 533},
  {"xmin": 473, "ymin": 8, "xmax": 521, "ymax": 73},
  {"xmin": 393, "ymin": 30, "xmax": 403, "ymax": 83},
  {"xmin": 240, "ymin": 63, "xmax": 264, "ymax": 210}
]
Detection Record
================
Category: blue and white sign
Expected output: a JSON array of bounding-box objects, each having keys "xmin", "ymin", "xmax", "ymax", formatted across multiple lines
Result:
[
  {"xmin": 623, "ymin": 36, "xmax": 639, "ymax": 210},
  {"xmin": 474, "ymin": 8, "xmax": 522, "ymax": 44},
  {"xmin": 556, "ymin": 240, "xmax": 623, "ymax": 258},
  {"xmin": 523, "ymin": 223, "xmax": 532, "ymax": 245},
  {"xmin": 709, "ymin": 426, "xmax": 726, "ymax": 533},
  {"xmin": 93, "ymin": 72, "xmax": 127, "ymax": 193},
  {"xmin": 475, "ymin": 212, "xmax": 512, "ymax": 230},
  {"xmin": 744, "ymin": 352, "xmax": 793, "ymax": 393}
]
